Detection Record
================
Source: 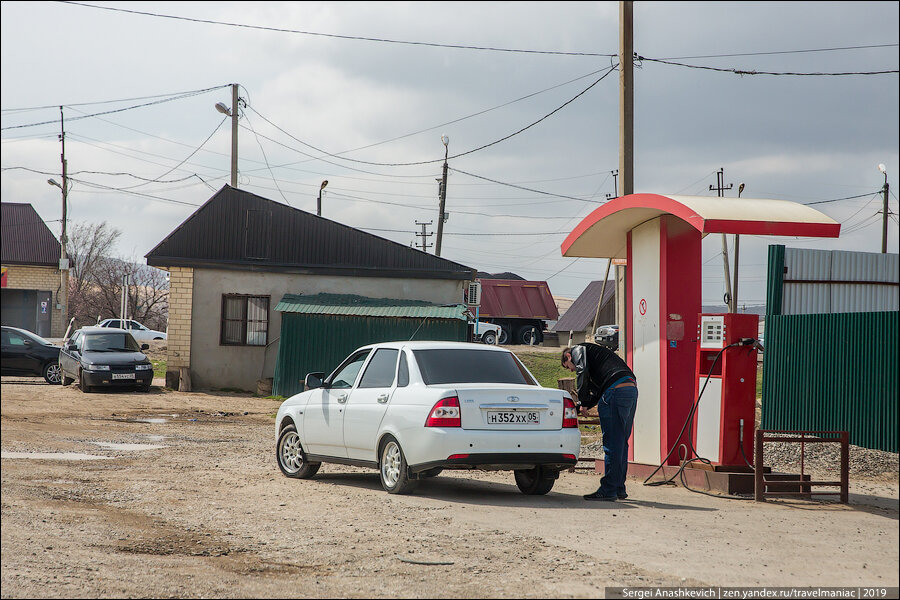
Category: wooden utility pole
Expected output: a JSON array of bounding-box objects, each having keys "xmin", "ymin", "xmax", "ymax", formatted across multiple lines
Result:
[
  {"xmin": 615, "ymin": 1, "xmax": 633, "ymax": 358},
  {"xmin": 435, "ymin": 135, "xmax": 449, "ymax": 256},
  {"xmin": 58, "ymin": 107, "xmax": 69, "ymax": 332}
]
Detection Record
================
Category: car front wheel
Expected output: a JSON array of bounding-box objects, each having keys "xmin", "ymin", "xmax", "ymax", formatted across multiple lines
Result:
[
  {"xmin": 43, "ymin": 362, "xmax": 62, "ymax": 385},
  {"xmin": 514, "ymin": 467, "xmax": 557, "ymax": 495},
  {"xmin": 379, "ymin": 436, "xmax": 417, "ymax": 494},
  {"xmin": 482, "ymin": 331, "xmax": 497, "ymax": 345},
  {"xmin": 79, "ymin": 370, "xmax": 92, "ymax": 393},
  {"xmin": 276, "ymin": 424, "xmax": 320, "ymax": 479}
]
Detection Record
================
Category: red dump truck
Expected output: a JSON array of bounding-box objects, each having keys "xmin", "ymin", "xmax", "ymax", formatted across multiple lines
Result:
[{"xmin": 475, "ymin": 279, "xmax": 558, "ymax": 345}]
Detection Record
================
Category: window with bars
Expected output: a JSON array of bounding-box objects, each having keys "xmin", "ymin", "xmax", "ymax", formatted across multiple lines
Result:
[{"xmin": 221, "ymin": 294, "xmax": 269, "ymax": 346}]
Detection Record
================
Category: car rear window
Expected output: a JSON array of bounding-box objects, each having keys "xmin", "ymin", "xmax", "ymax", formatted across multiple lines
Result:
[{"xmin": 413, "ymin": 349, "xmax": 536, "ymax": 386}]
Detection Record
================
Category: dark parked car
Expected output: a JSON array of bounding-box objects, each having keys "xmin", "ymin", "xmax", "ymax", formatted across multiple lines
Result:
[
  {"xmin": 59, "ymin": 328, "xmax": 153, "ymax": 393},
  {"xmin": 1, "ymin": 326, "xmax": 63, "ymax": 384}
]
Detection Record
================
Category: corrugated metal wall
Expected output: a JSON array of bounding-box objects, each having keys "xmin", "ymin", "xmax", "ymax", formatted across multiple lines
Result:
[
  {"xmin": 272, "ymin": 314, "xmax": 467, "ymax": 398},
  {"xmin": 763, "ymin": 245, "xmax": 899, "ymax": 452},
  {"xmin": 776, "ymin": 247, "xmax": 899, "ymax": 315},
  {"xmin": 761, "ymin": 311, "xmax": 898, "ymax": 452}
]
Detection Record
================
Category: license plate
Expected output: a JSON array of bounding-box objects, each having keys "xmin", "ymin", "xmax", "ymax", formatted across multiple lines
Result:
[
  {"xmin": 111, "ymin": 373, "xmax": 135, "ymax": 380},
  {"xmin": 486, "ymin": 411, "xmax": 539, "ymax": 425}
]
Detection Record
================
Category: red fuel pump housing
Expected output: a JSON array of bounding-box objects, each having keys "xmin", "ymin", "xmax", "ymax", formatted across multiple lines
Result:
[{"xmin": 692, "ymin": 313, "xmax": 759, "ymax": 467}]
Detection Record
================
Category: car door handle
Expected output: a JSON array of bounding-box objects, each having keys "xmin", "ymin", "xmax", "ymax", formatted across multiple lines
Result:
[
  {"xmin": 377, "ymin": 394, "xmax": 389, "ymax": 404},
  {"xmin": 337, "ymin": 394, "xmax": 348, "ymax": 404}
]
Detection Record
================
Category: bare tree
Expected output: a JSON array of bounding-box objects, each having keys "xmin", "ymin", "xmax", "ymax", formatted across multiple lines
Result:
[
  {"xmin": 67, "ymin": 221, "xmax": 121, "ymax": 327},
  {"xmin": 66, "ymin": 221, "xmax": 168, "ymax": 331},
  {"xmin": 91, "ymin": 257, "xmax": 169, "ymax": 332}
]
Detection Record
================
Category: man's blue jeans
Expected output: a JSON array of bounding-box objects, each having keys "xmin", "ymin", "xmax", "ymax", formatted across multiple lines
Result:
[{"xmin": 597, "ymin": 383, "xmax": 638, "ymax": 497}]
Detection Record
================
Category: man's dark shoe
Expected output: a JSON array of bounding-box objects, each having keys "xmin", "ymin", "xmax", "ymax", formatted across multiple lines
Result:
[
  {"xmin": 583, "ymin": 490, "xmax": 617, "ymax": 501},
  {"xmin": 618, "ymin": 493, "xmax": 629, "ymax": 499}
]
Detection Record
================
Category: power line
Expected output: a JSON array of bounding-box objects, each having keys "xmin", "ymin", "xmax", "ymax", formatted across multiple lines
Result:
[
  {"xmin": 243, "ymin": 65, "xmax": 618, "ymax": 168},
  {"xmin": 0, "ymin": 85, "xmax": 230, "ymax": 130},
  {"xmin": 655, "ymin": 43, "xmax": 898, "ymax": 60},
  {"xmin": 452, "ymin": 168, "xmax": 606, "ymax": 203},
  {"xmin": 637, "ymin": 54, "xmax": 899, "ymax": 77},
  {"xmin": 58, "ymin": 1, "xmax": 615, "ymax": 57},
  {"xmin": 803, "ymin": 191, "xmax": 881, "ymax": 205}
]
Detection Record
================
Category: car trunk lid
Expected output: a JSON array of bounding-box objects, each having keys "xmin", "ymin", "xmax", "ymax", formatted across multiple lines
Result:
[{"xmin": 447, "ymin": 384, "xmax": 566, "ymax": 431}]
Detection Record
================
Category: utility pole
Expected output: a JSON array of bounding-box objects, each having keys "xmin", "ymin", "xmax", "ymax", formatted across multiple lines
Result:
[
  {"xmin": 49, "ymin": 106, "xmax": 70, "ymax": 333},
  {"xmin": 435, "ymin": 135, "xmax": 450, "ymax": 256},
  {"xmin": 215, "ymin": 83, "xmax": 241, "ymax": 187},
  {"xmin": 710, "ymin": 168, "xmax": 734, "ymax": 312},
  {"xmin": 614, "ymin": 1, "xmax": 633, "ymax": 359},
  {"xmin": 414, "ymin": 220, "xmax": 434, "ymax": 252},
  {"xmin": 879, "ymin": 164, "xmax": 890, "ymax": 253}
]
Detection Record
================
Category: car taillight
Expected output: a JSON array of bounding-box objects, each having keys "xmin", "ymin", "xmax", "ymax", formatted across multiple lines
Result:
[
  {"xmin": 425, "ymin": 396, "xmax": 461, "ymax": 427},
  {"xmin": 563, "ymin": 397, "xmax": 579, "ymax": 428}
]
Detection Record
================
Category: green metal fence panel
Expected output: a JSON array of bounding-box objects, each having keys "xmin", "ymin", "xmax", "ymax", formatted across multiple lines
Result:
[
  {"xmin": 272, "ymin": 313, "xmax": 467, "ymax": 398},
  {"xmin": 761, "ymin": 311, "xmax": 898, "ymax": 452}
]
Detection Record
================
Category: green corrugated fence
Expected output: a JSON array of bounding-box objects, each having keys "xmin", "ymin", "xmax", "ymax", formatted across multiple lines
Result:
[
  {"xmin": 272, "ymin": 313, "xmax": 467, "ymax": 398},
  {"xmin": 761, "ymin": 311, "xmax": 898, "ymax": 452}
]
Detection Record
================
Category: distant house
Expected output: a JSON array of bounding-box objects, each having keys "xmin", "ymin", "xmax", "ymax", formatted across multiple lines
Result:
[
  {"xmin": 550, "ymin": 280, "xmax": 616, "ymax": 345},
  {"xmin": 145, "ymin": 186, "xmax": 475, "ymax": 391},
  {"xmin": 1, "ymin": 203, "xmax": 68, "ymax": 337}
]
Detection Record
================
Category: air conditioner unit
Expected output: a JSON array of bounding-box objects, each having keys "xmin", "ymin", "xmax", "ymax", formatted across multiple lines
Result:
[{"xmin": 467, "ymin": 281, "xmax": 481, "ymax": 307}]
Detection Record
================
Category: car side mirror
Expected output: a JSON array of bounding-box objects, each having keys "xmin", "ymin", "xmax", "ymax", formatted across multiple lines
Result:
[
  {"xmin": 141, "ymin": 343, "xmax": 150, "ymax": 350},
  {"xmin": 304, "ymin": 372, "xmax": 326, "ymax": 391},
  {"xmin": 64, "ymin": 341, "xmax": 76, "ymax": 351}
]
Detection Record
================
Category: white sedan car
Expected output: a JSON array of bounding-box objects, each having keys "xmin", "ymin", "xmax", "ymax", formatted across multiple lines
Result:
[
  {"xmin": 95, "ymin": 319, "xmax": 167, "ymax": 341},
  {"xmin": 275, "ymin": 341, "xmax": 580, "ymax": 495}
]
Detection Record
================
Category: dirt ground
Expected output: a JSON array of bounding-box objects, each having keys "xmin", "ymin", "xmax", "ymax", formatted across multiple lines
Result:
[{"xmin": 1, "ymin": 375, "xmax": 897, "ymax": 598}]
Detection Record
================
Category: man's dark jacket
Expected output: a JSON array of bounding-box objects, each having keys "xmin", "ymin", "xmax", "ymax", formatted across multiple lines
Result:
[{"xmin": 570, "ymin": 343, "xmax": 636, "ymax": 409}]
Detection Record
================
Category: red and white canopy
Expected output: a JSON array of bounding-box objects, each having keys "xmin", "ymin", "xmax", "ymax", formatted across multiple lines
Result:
[{"xmin": 561, "ymin": 193, "xmax": 841, "ymax": 258}]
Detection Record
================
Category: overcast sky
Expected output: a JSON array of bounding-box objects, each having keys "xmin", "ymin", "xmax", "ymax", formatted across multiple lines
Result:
[{"xmin": 2, "ymin": 1, "xmax": 898, "ymax": 305}]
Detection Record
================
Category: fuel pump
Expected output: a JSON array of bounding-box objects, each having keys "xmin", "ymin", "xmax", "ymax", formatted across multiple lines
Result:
[{"xmin": 693, "ymin": 314, "xmax": 760, "ymax": 467}]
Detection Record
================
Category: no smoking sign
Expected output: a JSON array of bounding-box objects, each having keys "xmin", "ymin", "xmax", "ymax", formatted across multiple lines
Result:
[{"xmin": 638, "ymin": 298, "xmax": 647, "ymax": 316}]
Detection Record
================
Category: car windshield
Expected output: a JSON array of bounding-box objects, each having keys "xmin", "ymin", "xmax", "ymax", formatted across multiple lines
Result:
[
  {"xmin": 82, "ymin": 333, "xmax": 141, "ymax": 352},
  {"xmin": 413, "ymin": 349, "xmax": 536, "ymax": 386}
]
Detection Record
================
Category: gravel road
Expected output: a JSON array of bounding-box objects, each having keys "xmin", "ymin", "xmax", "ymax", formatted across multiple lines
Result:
[{"xmin": 1, "ymin": 376, "xmax": 897, "ymax": 598}]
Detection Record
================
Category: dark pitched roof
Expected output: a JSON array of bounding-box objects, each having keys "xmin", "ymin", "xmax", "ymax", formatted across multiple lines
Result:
[
  {"xmin": 551, "ymin": 280, "xmax": 615, "ymax": 332},
  {"xmin": 146, "ymin": 186, "xmax": 475, "ymax": 280},
  {"xmin": 1, "ymin": 203, "xmax": 61, "ymax": 267}
]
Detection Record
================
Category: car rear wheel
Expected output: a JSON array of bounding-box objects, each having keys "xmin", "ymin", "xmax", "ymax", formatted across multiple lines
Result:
[
  {"xmin": 43, "ymin": 362, "xmax": 62, "ymax": 385},
  {"xmin": 277, "ymin": 424, "xmax": 320, "ymax": 479},
  {"xmin": 514, "ymin": 467, "xmax": 556, "ymax": 495},
  {"xmin": 379, "ymin": 436, "xmax": 417, "ymax": 494}
]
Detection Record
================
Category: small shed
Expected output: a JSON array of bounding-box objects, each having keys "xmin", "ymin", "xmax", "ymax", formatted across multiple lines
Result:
[
  {"xmin": 550, "ymin": 279, "xmax": 615, "ymax": 344},
  {"xmin": 272, "ymin": 293, "xmax": 469, "ymax": 397}
]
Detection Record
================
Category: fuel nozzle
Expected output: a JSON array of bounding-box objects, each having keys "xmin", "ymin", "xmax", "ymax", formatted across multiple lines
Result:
[{"xmin": 739, "ymin": 337, "xmax": 764, "ymax": 352}]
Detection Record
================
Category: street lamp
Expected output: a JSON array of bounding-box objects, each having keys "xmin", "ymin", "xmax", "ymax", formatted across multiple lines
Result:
[{"xmin": 317, "ymin": 180, "xmax": 328, "ymax": 217}]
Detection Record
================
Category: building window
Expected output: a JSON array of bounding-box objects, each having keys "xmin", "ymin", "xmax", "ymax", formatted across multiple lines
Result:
[{"xmin": 221, "ymin": 295, "xmax": 269, "ymax": 346}]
